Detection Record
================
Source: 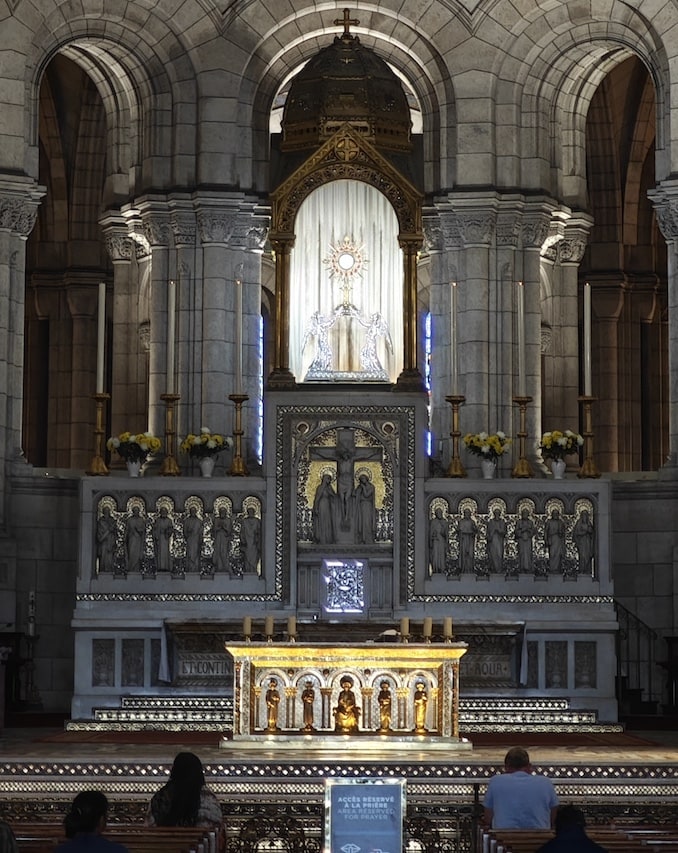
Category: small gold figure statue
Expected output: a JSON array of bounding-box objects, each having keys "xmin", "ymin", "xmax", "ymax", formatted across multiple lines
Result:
[
  {"xmin": 333, "ymin": 675, "xmax": 360, "ymax": 733},
  {"xmin": 301, "ymin": 680, "xmax": 316, "ymax": 732},
  {"xmin": 377, "ymin": 680, "xmax": 392, "ymax": 733},
  {"xmin": 413, "ymin": 680, "xmax": 428, "ymax": 733},
  {"xmin": 265, "ymin": 677, "xmax": 281, "ymax": 732}
]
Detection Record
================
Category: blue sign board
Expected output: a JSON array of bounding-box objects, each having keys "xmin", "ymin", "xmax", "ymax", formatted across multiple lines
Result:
[{"xmin": 325, "ymin": 778, "xmax": 405, "ymax": 853}]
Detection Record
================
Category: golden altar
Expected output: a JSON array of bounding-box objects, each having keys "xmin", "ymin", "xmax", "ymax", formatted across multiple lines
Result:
[{"xmin": 222, "ymin": 641, "xmax": 469, "ymax": 752}]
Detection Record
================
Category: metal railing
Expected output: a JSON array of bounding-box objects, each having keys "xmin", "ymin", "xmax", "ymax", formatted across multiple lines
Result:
[{"xmin": 615, "ymin": 600, "xmax": 659, "ymax": 714}]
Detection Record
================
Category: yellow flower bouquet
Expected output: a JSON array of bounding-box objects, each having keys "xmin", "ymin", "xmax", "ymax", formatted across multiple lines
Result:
[
  {"xmin": 180, "ymin": 427, "xmax": 232, "ymax": 459},
  {"xmin": 539, "ymin": 429, "xmax": 584, "ymax": 460},
  {"xmin": 106, "ymin": 431, "xmax": 162, "ymax": 462},
  {"xmin": 463, "ymin": 431, "xmax": 511, "ymax": 460}
]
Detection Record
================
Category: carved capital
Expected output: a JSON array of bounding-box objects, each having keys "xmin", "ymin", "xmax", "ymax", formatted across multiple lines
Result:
[
  {"xmin": 170, "ymin": 212, "xmax": 197, "ymax": 247},
  {"xmin": 0, "ymin": 194, "xmax": 39, "ymax": 237},
  {"xmin": 142, "ymin": 216, "xmax": 171, "ymax": 247},
  {"xmin": 457, "ymin": 212, "xmax": 495, "ymax": 246},
  {"xmin": 104, "ymin": 233, "xmax": 134, "ymax": 262},
  {"xmin": 496, "ymin": 213, "xmax": 521, "ymax": 248},
  {"xmin": 521, "ymin": 216, "xmax": 550, "ymax": 249},
  {"xmin": 197, "ymin": 212, "xmax": 236, "ymax": 244},
  {"xmin": 557, "ymin": 236, "xmax": 587, "ymax": 265}
]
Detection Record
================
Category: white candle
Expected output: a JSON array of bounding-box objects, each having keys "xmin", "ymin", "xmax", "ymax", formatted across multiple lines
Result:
[
  {"xmin": 400, "ymin": 617, "xmax": 409, "ymax": 636},
  {"xmin": 235, "ymin": 278, "xmax": 243, "ymax": 394},
  {"xmin": 450, "ymin": 281, "xmax": 458, "ymax": 395},
  {"xmin": 584, "ymin": 281, "xmax": 592, "ymax": 396},
  {"xmin": 287, "ymin": 616, "xmax": 296, "ymax": 637},
  {"xmin": 423, "ymin": 617, "xmax": 433, "ymax": 638},
  {"xmin": 517, "ymin": 281, "xmax": 526, "ymax": 397},
  {"xmin": 166, "ymin": 279, "xmax": 176, "ymax": 393},
  {"xmin": 96, "ymin": 282, "xmax": 106, "ymax": 393},
  {"xmin": 242, "ymin": 616, "xmax": 252, "ymax": 637},
  {"xmin": 28, "ymin": 590, "xmax": 36, "ymax": 637},
  {"xmin": 265, "ymin": 615, "xmax": 274, "ymax": 637},
  {"xmin": 443, "ymin": 617, "xmax": 453, "ymax": 638}
]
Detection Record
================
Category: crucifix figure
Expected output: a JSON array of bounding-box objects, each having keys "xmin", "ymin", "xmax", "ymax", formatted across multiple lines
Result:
[{"xmin": 309, "ymin": 428, "xmax": 382, "ymax": 538}]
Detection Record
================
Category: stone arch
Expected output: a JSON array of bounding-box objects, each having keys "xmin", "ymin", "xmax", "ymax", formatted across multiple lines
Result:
[
  {"xmin": 235, "ymin": 6, "xmax": 457, "ymax": 193},
  {"xmin": 25, "ymin": 13, "xmax": 198, "ymax": 193},
  {"xmin": 491, "ymin": 3, "xmax": 670, "ymax": 197}
]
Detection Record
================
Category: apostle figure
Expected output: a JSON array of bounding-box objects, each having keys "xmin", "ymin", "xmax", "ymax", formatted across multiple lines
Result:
[
  {"xmin": 545, "ymin": 508, "xmax": 567, "ymax": 574},
  {"xmin": 429, "ymin": 508, "xmax": 449, "ymax": 574},
  {"xmin": 265, "ymin": 677, "xmax": 281, "ymax": 732},
  {"xmin": 240, "ymin": 507, "xmax": 261, "ymax": 573},
  {"xmin": 183, "ymin": 506, "xmax": 203, "ymax": 573},
  {"xmin": 153, "ymin": 507, "xmax": 173, "ymax": 572},
  {"xmin": 333, "ymin": 675, "xmax": 360, "ymax": 733},
  {"xmin": 486, "ymin": 508, "xmax": 507, "ymax": 574},
  {"xmin": 353, "ymin": 473, "xmax": 376, "ymax": 544},
  {"xmin": 377, "ymin": 680, "xmax": 392, "ymax": 733},
  {"xmin": 515, "ymin": 508, "xmax": 536, "ymax": 574},
  {"xmin": 301, "ymin": 680, "xmax": 316, "ymax": 732},
  {"xmin": 573, "ymin": 509, "xmax": 595, "ymax": 575},
  {"xmin": 213, "ymin": 507, "xmax": 233, "ymax": 573},
  {"xmin": 312, "ymin": 473, "xmax": 337, "ymax": 544},
  {"xmin": 458, "ymin": 508, "xmax": 478, "ymax": 574},
  {"xmin": 125, "ymin": 506, "xmax": 146, "ymax": 573},
  {"xmin": 413, "ymin": 681, "xmax": 428, "ymax": 733},
  {"xmin": 96, "ymin": 506, "xmax": 117, "ymax": 574}
]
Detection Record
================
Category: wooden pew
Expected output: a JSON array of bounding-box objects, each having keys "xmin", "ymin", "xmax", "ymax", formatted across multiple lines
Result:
[{"xmin": 12, "ymin": 823, "xmax": 221, "ymax": 853}]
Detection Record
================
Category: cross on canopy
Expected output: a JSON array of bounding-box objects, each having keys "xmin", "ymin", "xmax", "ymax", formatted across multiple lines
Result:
[{"xmin": 334, "ymin": 8, "xmax": 359, "ymax": 37}]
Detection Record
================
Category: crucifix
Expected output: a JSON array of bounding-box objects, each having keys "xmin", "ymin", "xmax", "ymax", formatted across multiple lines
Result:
[
  {"xmin": 309, "ymin": 428, "xmax": 382, "ymax": 532},
  {"xmin": 334, "ymin": 8, "xmax": 359, "ymax": 37}
]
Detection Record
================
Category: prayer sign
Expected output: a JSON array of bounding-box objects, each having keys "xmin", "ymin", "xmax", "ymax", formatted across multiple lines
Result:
[{"xmin": 325, "ymin": 778, "xmax": 405, "ymax": 853}]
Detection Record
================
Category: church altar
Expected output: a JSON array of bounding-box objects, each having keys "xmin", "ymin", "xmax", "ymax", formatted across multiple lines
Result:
[{"xmin": 223, "ymin": 641, "xmax": 469, "ymax": 751}]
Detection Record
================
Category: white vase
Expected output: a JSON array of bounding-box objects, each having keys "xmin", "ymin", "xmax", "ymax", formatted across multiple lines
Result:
[
  {"xmin": 198, "ymin": 456, "xmax": 216, "ymax": 478},
  {"xmin": 551, "ymin": 458, "xmax": 567, "ymax": 479},
  {"xmin": 480, "ymin": 458, "xmax": 497, "ymax": 479},
  {"xmin": 126, "ymin": 459, "xmax": 141, "ymax": 478}
]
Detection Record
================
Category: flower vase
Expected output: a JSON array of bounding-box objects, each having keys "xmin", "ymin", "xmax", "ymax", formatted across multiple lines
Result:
[
  {"xmin": 198, "ymin": 456, "xmax": 216, "ymax": 478},
  {"xmin": 126, "ymin": 459, "xmax": 141, "ymax": 478},
  {"xmin": 551, "ymin": 458, "xmax": 567, "ymax": 479},
  {"xmin": 480, "ymin": 458, "xmax": 497, "ymax": 479}
]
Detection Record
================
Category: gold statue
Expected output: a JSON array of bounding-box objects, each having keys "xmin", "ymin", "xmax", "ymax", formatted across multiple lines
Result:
[
  {"xmin": 265, "ymin": 677, "xmax": 281, "ymax": 732},
  {"xmin": 413, "ymin": 680, "xmax": 428, "ymax": 733},
  {"xmin": 333, "ymin": 675, "xmax": 360, "ymax": 733},
  {"xmin": 377, "ymin": 680, "xmax": 392, "ymax": 733},
  {"xmin": 301, "ymin": 680, "xmax": 316, "ymax": 732}
]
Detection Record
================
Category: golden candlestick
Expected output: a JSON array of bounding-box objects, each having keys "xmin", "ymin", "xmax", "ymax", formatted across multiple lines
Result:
[
  {"xmin": 445, "ymin": 395, "xmax": 467, "ymax": 478},
  {"xmin": 578, "ymin": 395, "xmax": 601, "ymax": 478},
  {"xmin": 86, "ymin": 392, "xmax": 110, "ymax": 476},
  {"xmin": 159, "ymin": 393, "xmax": 181, "ymax": 476},
  {"xmin": 511, "ymin": 395, "xmax": 534, "ymax": 478},
  {"xmin": 229, "ymin": 393, "xmax": 249, "ymax": 476}
]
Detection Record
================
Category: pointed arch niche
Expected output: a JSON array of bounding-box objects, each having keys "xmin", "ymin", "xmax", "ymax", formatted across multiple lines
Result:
[{"xmin": 268, "ymin": 124, "xmax": 424, "ymax": 391}]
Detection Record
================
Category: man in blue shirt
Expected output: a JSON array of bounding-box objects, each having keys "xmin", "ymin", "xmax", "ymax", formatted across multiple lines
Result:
[{"xmin": 483, "ymin": 746, "xmax": 559, "ymax": 829}]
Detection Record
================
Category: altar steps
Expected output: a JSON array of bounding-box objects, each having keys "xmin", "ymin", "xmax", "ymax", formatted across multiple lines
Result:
[{"xmin": 65, "ymin": 694, "xmax": 623, "ymax": 733}]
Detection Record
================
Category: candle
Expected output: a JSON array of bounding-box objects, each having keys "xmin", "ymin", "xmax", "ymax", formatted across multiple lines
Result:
[
  {"xmin": 583, "ymin": 281, "xmax": 592, "ymax": 396},
  {"xmin": 287, "ymin": 616, "xmax": 296, "ymax": 637},
  {"xmin": 423, "ymin": 617, "xmax": 433, "ymax": 638},
  {"xmin": 242, "ymin": 616, "xmax": 252, "ymax": 637},
  {"xmin": 265, "ymin": 615, "xmax": 274, "ymax": 637},
  {"xmin": 166, "ymin": 279, "xmax": 176, "ymax": 393},
  {"xmin": 400, "ymin": 617, "xmax": 409, "ymax": 637},
  {"xmin": 235, "ymin": 277, "xmax": 243, "ymax": 394},
  {"xmin": 450, "ymin": 281, "xmax": 458, "ymax": 395},
  {"xmin": 28, "ymin": 590, "xmax": 36, "ymax": 637},
  {"xmin": 96, "ymin": 282, "xmax": 106, "ymax": 393},
  {"xmin": 517, "ymin": 281, "xmax": 526, "ymax": 397},
  {"xmin": 443, "ymin": 617, "xmax": 453, "ymax": 638}
]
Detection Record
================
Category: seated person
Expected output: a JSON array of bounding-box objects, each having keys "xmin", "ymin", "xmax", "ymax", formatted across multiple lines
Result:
[
  {"xmin": 55, "ymin": 791, "xmax": 129, "ymax": 853},
  {"xmin": 146, "ymin": 751, "xmax": 223, "ymax": 829},
  {"xmin": 536, "ymin": 805, "xmax": 609, "ymax": 852},
  {"xmin": 483, "ymin": 746, "xmax": 559, "ymax": 829},
  {"xmin": 0, "ymin": 820, "xmax": 18, "ymax": 853}
]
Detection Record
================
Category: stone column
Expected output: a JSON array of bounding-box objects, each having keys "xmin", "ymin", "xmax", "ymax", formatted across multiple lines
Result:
[
  {"xmin": 101, "ymin": 214, "xmax": 146, "ymax": 448},
  {"xmin": 169, "ymin": 200, "xmax": 197, "ymax": 438},
  {"xmin": 268, "ymin": 235, "xmax": 296, "ymax": 388},
  {"xmin": 137, "ymin": 199, "xmax": 171, "ymax": 442},
  {"xmin": 66, "ymin": 286, "xmax": 99, "ymax": 470},
  {"xmin": 593, "ymin": 281, "xmax": 625, "ymax": 473},
  {"xmin": 495, "ymin": 203, "xmax": 523, "ymax": 431},
  {"xmin": 396, "ymin": 235, "xmax": 425, "ymax": 391},
  {"xmin": 648, "ymin": 181, "xmax": 678, "ymax": 478},
  {"xmin": 0, "ymin": 177, "xmax": 43, "ymax": 522}
]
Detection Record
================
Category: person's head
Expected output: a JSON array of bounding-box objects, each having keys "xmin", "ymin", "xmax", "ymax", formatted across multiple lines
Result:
[
  {"xmin": 503, "ymin": 746, "xmax": 531, "ymax": 771},
  {"xmin": 554, "ymin": 805, "xmax": 587, "ymax": 834},
  {"xmin": 0, "ymin": 820, "xmax": 18, "ymax": 853},
  {"xmin": 168, "ymin": 751, "xmax": 205, "ymax": 789},
  {"xmin": 63, "ymin": 791, "xmax": 109, "ymax": 838}
]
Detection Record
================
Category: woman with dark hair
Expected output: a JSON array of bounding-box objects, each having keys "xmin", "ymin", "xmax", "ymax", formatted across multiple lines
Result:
[
  {"xmin": 145, "ymin": 752, "xmax": 222, "ymax": 828},
  {"xmin": 55, "ymin": 791, "xmax": 129, "ymax": 852}
]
